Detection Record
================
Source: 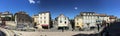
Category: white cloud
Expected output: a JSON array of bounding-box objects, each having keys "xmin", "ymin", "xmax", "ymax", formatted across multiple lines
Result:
[{"xmin": 29, "ymin": 0, "xmax": 35, "ymax": 4}]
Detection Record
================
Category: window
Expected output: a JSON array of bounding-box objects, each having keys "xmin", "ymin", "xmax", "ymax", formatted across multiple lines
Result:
[
  {"xmin": 44, "ymin": 13, "xmax": 46, "ymax": 15},
  {"xmin": 65, "ymin": 21, "xmax": 66, "ymax": 24},
  {"xmin": 44, "ymin": 17, "xmax": 46, "ymax": 19},
  {"xmin": 107, "ymin": 19, "xmax": 108, "ymax": 21},
  {"xmin": 60, "ymin": 21, "xmax": 62, "ymax": 23},
  {"xmin": 83, "ymin": 13, "xmax": 86, "ymax": 15},
  {"xmin": 88, "ymin": 13, "xmax": 90, "ymax": 15},
  {"xmin": 77, "ymin": 18, "xmax": 79, "ymax": 21},
  {"xmin": 90, "ymin": 14, "xmax": 92, "ymax": 15},
  {"xmin": 97, "ymin": 16, "xmax": 99, "ymax": 19},
  {"xmin": 42, "ymin": 14, "xmax": 44, "ymax": 15},
  {"xmin": 65, "ymin": 18, "xmax": 66, "ymax": 20},
  {"xmin": 77, "ymin": 23, "xmax": 79, "ymax": 25},
  {"xmin": 44, "ymin": 21, "xmax": 46, "ymax": 23},
  {"xmin": 40, "ymin": 21, "xmax": 42, "ymax": 23},
  {"xmin": 40, "ymin": 14, "xmax": 42, "ymax": 15}
]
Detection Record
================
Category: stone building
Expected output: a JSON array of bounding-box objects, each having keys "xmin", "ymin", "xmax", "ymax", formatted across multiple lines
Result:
[{"xmin": 14, "ymin": 11, "xmax": 33, "ymax": 30}]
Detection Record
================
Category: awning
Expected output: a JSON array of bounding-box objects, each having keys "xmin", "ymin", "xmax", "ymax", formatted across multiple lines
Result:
[{"xmin": 41, "ymin": 24, "xmax": 49, "ymax": 26}]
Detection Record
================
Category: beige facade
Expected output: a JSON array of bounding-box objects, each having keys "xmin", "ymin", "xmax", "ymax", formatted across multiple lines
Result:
[
  {"xmin": 74, "ymin": 15, "xmax": 83, "ymax": 29},
  {"xmin": 32, "ymin": 15, "xmax": 39, "ymax": 24},
  {"xmin": 75, "ymin": 12, "xmax": 116, "ymax": 29},
  {"xmin": 32, "ymin": 15, "xmax": 42, "ymax": 29}
]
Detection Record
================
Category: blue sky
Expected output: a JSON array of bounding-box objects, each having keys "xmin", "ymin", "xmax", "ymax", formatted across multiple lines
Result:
[{"xmin": 0, "ymin": 0, "xmax": 120, "ymax": 19}]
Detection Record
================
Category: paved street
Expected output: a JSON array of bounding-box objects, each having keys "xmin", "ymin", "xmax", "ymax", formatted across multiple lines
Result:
[
  {"xmin": 1, "ymin": 22, "xmax": 120, "ymax": 36},
  {"xmin": 0, "ymin": 26, "xmax": 105, "ymax": 36},
  {"xmin": 13, "ymin": 27, "xmax": 105, "ymax": 36},
  {"xmin": 14, "ymin": 31, "xmax": 98, "ymax": 36}
]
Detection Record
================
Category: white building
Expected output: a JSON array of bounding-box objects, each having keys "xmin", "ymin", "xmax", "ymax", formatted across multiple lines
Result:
[
  {"xmin": 80, "ymin": 12, "xmax": 98, "ymax": 27},
  {"xmin": 96, "ymin": 14, "xmax": 110, "ymax": 24},
  {"xmin": 33, "ymin": 11, "xmax": 51, "ymax": 29},
  {"xmin": 55, "ymin": 14, "xmax": 70, "ymax": 29},
  {"xmin": 38, "ymin": 12, "xmax": 50, "ymax": 29},
  {"xmin": 14, "ymin": 12, "xmax": 33, "ymax": 30},
  {"xmin": 77, "ymin": 12, "xmax": 112, "ymax": 28}
]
